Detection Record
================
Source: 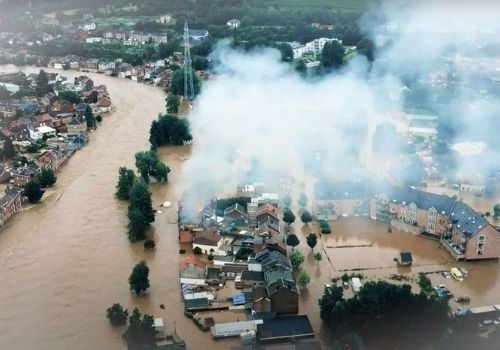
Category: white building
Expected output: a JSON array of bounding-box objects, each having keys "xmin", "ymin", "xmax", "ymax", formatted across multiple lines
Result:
[
  {"xmin": 29, "ymin": 125, "xmax": 56, "ymax": 140},
  {"xmin": 82, "ymin": 23, "xmax": 97, "ymax": 31},
  {"xmin": 227, "ymin": 19, "xmax": 241, "ymax": 29},
  {"xmin": 158, "ymin": 14, "xmax": 173, "ymax": 24},
  {"xmin": 211, "ymin": 320, "xmax": 263, "ymax": 338},
  {"xmin": 292, "ymin": 38, "xmax": 342, "ymax": 59}
]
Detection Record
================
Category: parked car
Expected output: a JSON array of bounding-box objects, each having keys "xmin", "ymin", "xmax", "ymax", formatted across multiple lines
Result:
[
  {"xmin": 442, "ymin": 271, "xmax": 451, "ymax": 279},
  {"xmin": 455, "ymin": 296, "xmax": 471, "ymax": 303},
  {"xmin": 454, "ymin": 307, "xmax": 470, "ymax": 316}
]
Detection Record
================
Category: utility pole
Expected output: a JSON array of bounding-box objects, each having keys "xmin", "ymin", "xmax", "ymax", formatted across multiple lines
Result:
[{"xmin": 183, "ymin": 22, "xmax": 195, "ymax": 101}]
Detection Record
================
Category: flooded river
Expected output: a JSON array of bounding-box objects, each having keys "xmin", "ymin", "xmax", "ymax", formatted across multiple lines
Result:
[{"xmin": 0, "ymin": 65, "xmax": 499, "ymax": 349}]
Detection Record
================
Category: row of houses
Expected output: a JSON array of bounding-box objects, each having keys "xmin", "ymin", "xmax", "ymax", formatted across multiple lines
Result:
[
  {"xmin": 179, "ymin": 247, "xmax": 299, "ymax": 316},
  {"xmin": 313, "ymin": 181, "xmax": 500, "ymax": 260}
]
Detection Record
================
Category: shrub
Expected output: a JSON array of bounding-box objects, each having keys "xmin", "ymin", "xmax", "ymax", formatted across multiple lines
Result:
[
  {"xmin": 193, "ymin": 247, "xmax": 202, "ymax": 255},
  {"xmin": 179, "ymin": 249, "xmax": 186, "ymax": 254}
]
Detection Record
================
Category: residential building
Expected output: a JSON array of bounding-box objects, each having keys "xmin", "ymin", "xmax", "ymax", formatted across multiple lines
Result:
[
  {"xmin": 192, "ymin": 230, "xmax": 223, "ymax": 254},
  {"xmin": 255, "ymin": 249, "xmax": 299, "ymax": 314},
  {"xmin": 29, "ymin": 125, "xmax": 56, "ymax": 140},
  {"xmin": 67, "ymin": 116, "xmax": 87, "ymax": 135},
  {"xmin": 227, "ymin": 19, "xmax": 241, "ymax": 29},
  {"xmin": 0, "ymin": 187, "xmax": 23, "ymax": 226},
  {"xmin": 12, "ymin": 165, "xmax": 39, "ymax": 187},
  {"xmin": 188, "ymin": 29, "xmax": 209, "ymax": 41},
  {"xmin": 314, "ymin": 182, "xmax": 370, "ymax": 220},
  {"xmin": 179, "ymin": 256, "xmax": 207, "ymax": 279},
  {"xmin": 224, "ymin": 203, "xmax": 248, "ymax": 222}
]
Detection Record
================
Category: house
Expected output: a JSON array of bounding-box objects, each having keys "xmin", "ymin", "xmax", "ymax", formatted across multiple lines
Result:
[
  {"xmin": 314, "ymin": 182, "xmax": 371, "ymax": 220},
  {"xmin": 221, "ymin": 264, "xmax": 248, "ymax": 279},
  {"xmin": 50, "ymin": 100, "xmax": 74, "ymax": 115},
  {"xmin": 192, "ymin": 230, "xmax": 223, "ymax": 254},
  {"xmin": 29, "ymin": 125, "xmax": 56, "ymax": 140},
  {"xmin": 179, "ymin": 229, "xmax": 194, "ymax": 243},
  {"xmin": 227, "ymin": 19, "xmax": 241, "ymax": 29},
  {"xmin": 185, "ymin": 297, "xmax": 209, "ymax": 311},
  {"xmin": 74, "ymin": 76, "xmax": 94, "ymax": 91},
  {"xmin": 10, "ymin": 125, "xmax": 30, "ymax": 141},
  {"xmin": 12, "ymin": 165, "xmax": 39, "ymax": 187},
  {"xmin": 256, "ymin": 216, "xmax": 280, "ymax": 236},
  {"xmin": 93, "ymin": 95, "xmax": 112, "ymax": 113},
  {"xmin": 188, "ymin": 29, "xmax": 209, "ymax": 41},
  {"xmin": 397, "ymin": 252, "xmax": 413, "ymax": 266},
  {"xmin": 179, "ymin": 256, "xmax": 207, "ymax": 279},
  {"xmin": 252, "ymin": 286, "xmax": 271, "ymax": 314},
  {"xmin": 206, "ymin": 267, "xmax": 222, "ymax": 285},
  {"xmin": 240, "ymin": 271, "xmax": 265, "ymax": 289},
  {"xmin": 67, "ymin": 116, "xmax": 87, "ymax": 136},
  {"xmin": 0, "ymin": 187, "xmax": 23, "ymax": 226},
  {"xmin": 224, "ymin": 203, "xmax": 248, "ymax": 222},
  {"xmin": 256, "ymin": 203, "xmax": 279, "ymax": 222},
  {"xmin": 255, "ymin": 249, "xmax": 299, "ymax": 314},
  {"xmin": 158, "ymin": 14, "xmax": 173, "ymax": 24},
  {"xmin": 256, "ymin": 315, "xmax": 314, "ymax": 343}
]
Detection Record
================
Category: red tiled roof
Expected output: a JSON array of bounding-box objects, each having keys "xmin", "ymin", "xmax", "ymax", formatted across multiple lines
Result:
[
  {"xmin": 179, "ymin": 256, "xmax": 207, "ymax": 270},
  {"xmin": 179, "ymin": 230, "xmax": 194, "ymax": 243}
]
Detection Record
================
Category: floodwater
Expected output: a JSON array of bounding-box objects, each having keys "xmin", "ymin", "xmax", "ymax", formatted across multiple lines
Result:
[{"xmin": 0, "ymin": 65, "xmax": 499, "ymax": 349}]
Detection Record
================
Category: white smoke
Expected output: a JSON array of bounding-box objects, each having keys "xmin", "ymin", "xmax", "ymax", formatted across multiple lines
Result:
[{"xmin": 179, "ymin": 0, "xmax": 500, "ymax": 209}]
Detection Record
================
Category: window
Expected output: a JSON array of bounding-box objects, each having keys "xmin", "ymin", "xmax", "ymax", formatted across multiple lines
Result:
[{"xmin": 477, "ymin": 235, "xmax": 485, "ymax": 255}]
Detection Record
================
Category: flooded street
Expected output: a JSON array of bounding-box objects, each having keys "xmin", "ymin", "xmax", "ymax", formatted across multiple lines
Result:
[{"xmin": 0, "ymin": 65, "xmax": 499, "ymax": 349}]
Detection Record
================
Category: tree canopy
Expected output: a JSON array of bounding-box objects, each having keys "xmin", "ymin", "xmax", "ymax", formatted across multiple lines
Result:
[
  {"xmin": 166, "ymin": 95, "xmax": 180, "ymax": 114},
  {"xmin": 35, "ymin": 69, "xmax": 52, "ymax": 97},
  {"xmin": 38, "ymin": 168, "xmax": 57, "ymax": 188},
  {"xmin": 301, "ymin": 210, "xmax": 313, "ymax": 224},
  {"xmin": 298, "ymin": 269, "xmax": 310, "ymax": 288},
  {"xmin": 149, "ymin": 114, "xmax": 192, "ymax": 147},
  {"xmin": 306, "ymin": 232, "xmax": 317, "ymax": 250},
  {"xmin": 286, "ymin": 233, "xmax": 300, "ymax": 249},
  {"xmin": 25, "ymin": 180, "xmax": 44, "ymax": 203},
  {"xmin": 0, "ymin": 138, "xmax": 16, "ymax": 160},
  {"xmin": 106, "ymin": 303, "xmax": 128, "ymax": 326},
  {"xmin": 127, "ymin": 179, "xmax": 155, "ymax": 242},
  {"xmin": 135, "ymin": 150, "xmax": 170, "ymax": 183},
  {"xmin": 115, "ymin": 167, "xmax": 136, "ymax": 200},
  {"xmin": 170, "ymin": 68, "xmax": 201, "ymax": 96},
  {"xmin": 283, "ymin": 208, "xmax": 296, "ymax": 225},
  {"xmin": 319, "ymin": 281, "xmax": 450, "ymax": 348},
  {"xmin": 289, "ymin": 250, "xmax": 304, "ymax": 269},
  {"xmin": 122, "ymin": 308, "xmax": 156, "ymax": 349},
  {"xmin": 128, "ymin": 261, "xmax": 150, "ymax": 295},
  {"xmin": 321, "ymin": 41, "xmax": 345, "ymax": 70}
]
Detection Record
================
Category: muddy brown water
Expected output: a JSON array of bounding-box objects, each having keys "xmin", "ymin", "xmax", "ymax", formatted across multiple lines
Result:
[{"xmin": 0, "ymin": 65, "xmax": 499, "ymax": 349}]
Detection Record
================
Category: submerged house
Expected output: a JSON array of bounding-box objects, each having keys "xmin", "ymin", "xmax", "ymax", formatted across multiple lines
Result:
[{"xmin": 314, "ymin": 181, "xmax": 500, "ymax": 261}]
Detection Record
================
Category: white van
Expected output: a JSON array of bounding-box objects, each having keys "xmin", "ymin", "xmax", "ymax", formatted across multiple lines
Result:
[{"xmin": 450, "ymin": 267, "xmax": 464, "ymax": 281}]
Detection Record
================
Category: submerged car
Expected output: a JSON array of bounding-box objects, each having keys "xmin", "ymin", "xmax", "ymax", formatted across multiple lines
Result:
[{"xmin": 442, "ymin": 271, "xmax": 451, "ymax": 279}]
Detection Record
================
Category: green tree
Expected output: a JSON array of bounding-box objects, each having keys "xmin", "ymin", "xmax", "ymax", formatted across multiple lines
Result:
[
  {"xmin": 35, "ymin": 69, "xmax": 51, "ymax": 97},
  {"xmin": 115, "ymin": 167, "xmax": 136, "ymax": 200},
  {"xmin": 38, "ymin": 168, "xmax": 57, "ymax": 188},
  {"xmin": 418, "ymin": 273, "xmax": 432, "ymax": 294},
  {"xmin": 129, "ymin": 261, "xmax": 150, "ymax": 295},
  {"xmin": 127, "ymin": 179, "xmax": 155, "ymax": 242},
  {"xmin": 193, "ymin": 246, "xmax": 202, "ymax": 255},
  {"xmin": 286, "ymin": 233, "xmax": 300, "ymax": 250},
  {"xmin": 289, "ymin": 250, "xmax": 305, "ymax": 269},
  {"xmin": 84, "ymin": 105, "xmax": 96, "ymax": 129},
  {"xmin": 106, "ymin": 303, "xmax": 128, "ymax": 326},
  {"xmin": 1, "ymin": 138, "xmax": 16, "ymax": 160},
  {"xmin": 298, "ymin": 269, "xmax": 310, "ymax": 288},
  {"xmin": 275, "ymin": 43, "xmax": 293, "ymax": 62},
  {"xmin": 319, "ymin": 285, "xmax": 344, "ymax": 321},
  {"xmin": 321, "ymin": 41, "xmax": 345, "ymax": 70},
  {"xmin": 283, "ymin": 208, "xmax": 296, "ymax": 225},
  {"xmin": 170, "ymin": 68, "xmax": 201, "ymax": 96},
  {"xmin": 314, "ymin": 251, "xmax": 322, "ymax": 264},
  {"xmin": 306, "ymin": 233, "xmax": 317, "ymax": 250},
  {"xmin": 122, "ymin": 308, "xmax": 156, "ymax": 349},
  {"xmin": 493, "ymin": 204, "xmax": 500, "ymax": 219},
  {"xmin": 58, "ymin": 90, "xmax": 81, "ymax": 104},
  {"xmin": 135, "ymin": 150, "xmax": 170, "ymax": 183},
  {"xmin": 301, "ymin": 210, "xmax": 313, "ymax": 225},
  {"xmin": 298, "ymin": 192, "xmax": 307, "ymax": 207},
  {"xmin": 149, "ymin": 114, "xmax": 192, "ymax": 147},
  {"xmin": 166, "ymin": 95, "xmax": 180, "ymax": 114},
  {"xmin": 24, "ymin": 180, "xmax": 44, "ymax": 203},
  {"xmin": 356, "ymin": 37, "xmax": 374, "ymax": 62}
]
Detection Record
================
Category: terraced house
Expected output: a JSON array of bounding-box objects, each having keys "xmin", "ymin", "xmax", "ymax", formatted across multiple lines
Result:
[{"xmin": 314, "ymin": 182, "xmax": 500, "ymax": 260}]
